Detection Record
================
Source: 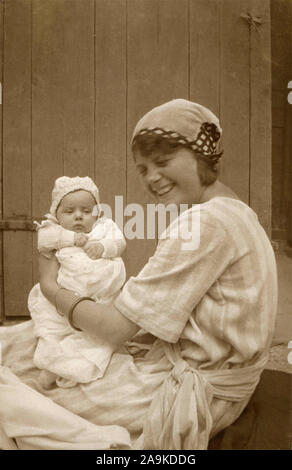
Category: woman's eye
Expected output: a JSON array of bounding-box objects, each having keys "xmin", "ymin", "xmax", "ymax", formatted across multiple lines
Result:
[
  {"xmin": 138, "ymin": 167, "xmax": 146, "ymax": 175},
  {"xmin": 156, "ymin": 160, "xmax": 168, "ymax": 167}
]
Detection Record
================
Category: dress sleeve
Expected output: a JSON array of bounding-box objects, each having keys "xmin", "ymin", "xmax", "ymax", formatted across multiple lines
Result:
[{"xmin": 114, "ymin": 208, "xmax": 235, "ymax": 343}]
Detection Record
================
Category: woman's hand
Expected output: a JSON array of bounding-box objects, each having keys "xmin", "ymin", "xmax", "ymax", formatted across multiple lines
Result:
[{"xmin": 39, "ymin": 253, "xmax": 60, "ymax": 303}]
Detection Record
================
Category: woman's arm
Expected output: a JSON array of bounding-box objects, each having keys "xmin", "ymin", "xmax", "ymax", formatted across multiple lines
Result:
[{"xmin": 39, "ymin": 254, "xmax": 139, "ymax": 351}]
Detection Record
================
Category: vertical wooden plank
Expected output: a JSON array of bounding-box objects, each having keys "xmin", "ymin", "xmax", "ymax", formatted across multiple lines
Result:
[
  {"xmin": 219, "ymin": 0, "xmax": 250, "ymax": 204},
  {"xmin": 32, "ymin": 0, "xmax": 63, "ymax": 286},
  {"xmin": 287, "ymin": 0, "xmax": 292, "ymax": 246},
  {"xmin": 3, "ymin": 0, "xmax": 32, "ymax": 316},
  {"xmin": 95, "ymin": 0, "xmax": 127, "ymax": 221},
  {"xmin": 127, "ymin": 0, "xmax": 189, "ymax": 277},
  {"xmin": 32, "ymin": 0, "xmax": 95, "ymax": 284},
  {"xmin": 271, "ymin": 0, "xmax": 291, "ymax": 91},
  {"xmin": 272, "ymin": 127, "xmax": 285, "ymax": 235},
  {"xmin": 127, "ymin": 0, "xmax": 158, "ymax": 278},
  {"xmin": 284, "ymin": 96, "xmax": 292, "ymax": 246},
  {"xmin": 32, "ymin": 0, "xmax": 61, "ymax": 216},
  {"xmin": 271, "ymin": 0, "xmax": 292, "ymax": 240},
  {"xmin": 249, "ymin": 0, "xmax": 272, "ymax": 236},
  {"xmin": 189, "ymin": 0, "xmax": 220, "ymax": 116},
  {"xmin": 62, "ymin": 1, "xmax": 95, "ymax": 178},
  {"xmin": 0, "ymin": 0, "xmax": 3, "ymax": 322},
  {"xmin": 154, "ymin": 0, "xmax": 189, "ymax": 103}
]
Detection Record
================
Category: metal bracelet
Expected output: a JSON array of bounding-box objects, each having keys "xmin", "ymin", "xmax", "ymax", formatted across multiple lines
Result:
[{"xmin": 67, "ymin": 296, "xmax": 95, "ymax": 331}]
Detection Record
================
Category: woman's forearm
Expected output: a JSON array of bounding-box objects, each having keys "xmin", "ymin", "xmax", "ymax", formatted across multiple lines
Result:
[
  {"xmin": 39, "ymin": 253, "xmax": 60, "ymax": 302},
  {"xmin": 53, "ymin": 288, "xmax": 139, "ymax": 350},
  {"xmin": 40, "ymin": 273, "xmax": 139, "ymax": 350},
  {"xmin": 39, "ymin": 253, "xmax": 139, "ymax": 350}
]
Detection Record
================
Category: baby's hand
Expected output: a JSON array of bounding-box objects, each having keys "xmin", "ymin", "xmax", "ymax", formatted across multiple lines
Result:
[
  {"xmin": 74, "ymin": 232, "xmax": 88, "ymax": 247},
  {"xmin": 83, "ymin": 240, "xmax": 104, "ymax": 259}
]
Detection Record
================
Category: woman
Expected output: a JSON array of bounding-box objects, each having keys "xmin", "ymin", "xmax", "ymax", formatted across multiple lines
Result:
[{"xmin": 0, "ymin": 99, "xmax": 277, "ymax": 450}]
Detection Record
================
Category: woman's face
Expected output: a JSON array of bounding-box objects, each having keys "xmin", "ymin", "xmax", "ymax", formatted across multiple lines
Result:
[
  {"xmin": 134, "ymin": 147, "xmax": 204, "ymax": 207},
  {"xmin": 56, "ymin": 190, "xmax": 98, "ymax": 233}
]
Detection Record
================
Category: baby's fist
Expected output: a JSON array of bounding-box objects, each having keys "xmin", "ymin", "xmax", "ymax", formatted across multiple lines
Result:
[
  {"xmin": 83, "ymin": 241, "xmax": 104, "ymax": 259},
  {"xmin": 74, "ymin": 232, "xmax": 88, "ymax": 247}
]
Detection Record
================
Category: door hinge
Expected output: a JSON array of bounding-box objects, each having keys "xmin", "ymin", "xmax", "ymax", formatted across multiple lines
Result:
[{"xmin": 0, "ymin": 218, "xmax": 40, "ymax": 231}]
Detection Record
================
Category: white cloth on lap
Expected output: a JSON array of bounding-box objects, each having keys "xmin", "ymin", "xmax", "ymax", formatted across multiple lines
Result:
[
  {"xmin": 29, "ymin": 284, "xmax": 115, "ymax": 383},
  {"xmin": 0, "ymin": 365, "xmax": 131, "ymax": 450}
]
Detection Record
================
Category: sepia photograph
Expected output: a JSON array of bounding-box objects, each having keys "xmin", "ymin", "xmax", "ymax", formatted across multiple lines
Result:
[{"xmin": 0, "ymin": 0, "xmax": 291, "ymax": 454}]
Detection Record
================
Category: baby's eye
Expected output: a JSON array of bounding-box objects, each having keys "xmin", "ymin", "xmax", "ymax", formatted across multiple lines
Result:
[
  {"xmin": 64, "ymin": 209, "xmax": 73, "ymax": 214},
  {"xmin": 83, "ymin": 209, "xmax": 91, "ymax": 214}
]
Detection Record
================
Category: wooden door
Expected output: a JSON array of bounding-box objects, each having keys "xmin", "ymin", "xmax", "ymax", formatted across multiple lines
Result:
[{"xmin": 0, "ymin": 0, "xmax": 272, "ymax": 321}]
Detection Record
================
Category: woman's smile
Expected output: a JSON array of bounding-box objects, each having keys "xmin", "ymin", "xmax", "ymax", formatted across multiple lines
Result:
[{"xmin": 152, "ymin": 183, "xmax": 175, "ymax": 198}]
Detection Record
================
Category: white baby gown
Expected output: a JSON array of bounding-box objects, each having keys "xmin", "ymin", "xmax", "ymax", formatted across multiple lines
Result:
[{"xmin": 29, "ymin": 234, "xmax": 126, "ymax": 387}]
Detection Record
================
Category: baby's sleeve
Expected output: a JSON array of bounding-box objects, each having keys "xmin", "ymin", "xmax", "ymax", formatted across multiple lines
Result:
[
  {"xmin": 37, "ymin": 222, "xmax": 75, "ymax": 257},
  {"xmin": 90, "ymin": 218, "xmax": 126, "ymax": 258}
]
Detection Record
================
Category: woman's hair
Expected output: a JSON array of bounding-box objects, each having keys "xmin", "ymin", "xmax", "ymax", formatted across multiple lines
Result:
[{"xmin": 132, "ymin": 133, "xmax": 219, "ymax": 186}]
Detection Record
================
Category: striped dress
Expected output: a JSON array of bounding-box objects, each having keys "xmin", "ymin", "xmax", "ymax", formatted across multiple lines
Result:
[{"xmin": 0, "ymin": 197, "xmax": 278, "ymax": 450}]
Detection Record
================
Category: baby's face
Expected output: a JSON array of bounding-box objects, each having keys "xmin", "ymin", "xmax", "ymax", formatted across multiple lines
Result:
[{"xmin": 56, "ymin": 190, "xmax": 98, "ymax": 233}]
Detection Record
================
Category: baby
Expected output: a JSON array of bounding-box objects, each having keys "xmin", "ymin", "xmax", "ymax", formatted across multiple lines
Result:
[{"xmin": 28, "ymin": 176, "xmax": 126, "ymax": 389}]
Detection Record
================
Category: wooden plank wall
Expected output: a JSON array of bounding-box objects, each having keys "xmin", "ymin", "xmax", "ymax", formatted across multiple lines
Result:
[
  {"xmin": 250, "ymin": 0, "xmax": 272, "ymax": 233},
  {"xmin": 221, "ymin": 0, "xmax": 251, "ymax": 204},
  {"xmin": 32, "ymin": 0, "xmax": 96, "ymax": 284},
  {"xmin": 3, "ymin": 0, "xmax": 33, "ymax": 318},
  {"xmin": 126, "ymin": 0, "xmax": 189, "ymax": 276},
  {"xmin": 0, "ymin": 0, "xmax": 272, "ymax": 318}
]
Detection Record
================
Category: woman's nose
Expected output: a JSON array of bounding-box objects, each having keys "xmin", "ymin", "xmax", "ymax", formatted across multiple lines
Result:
[{"xmin": 145, "ymin": 165, "xmax": 161, "ymax": 184}]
